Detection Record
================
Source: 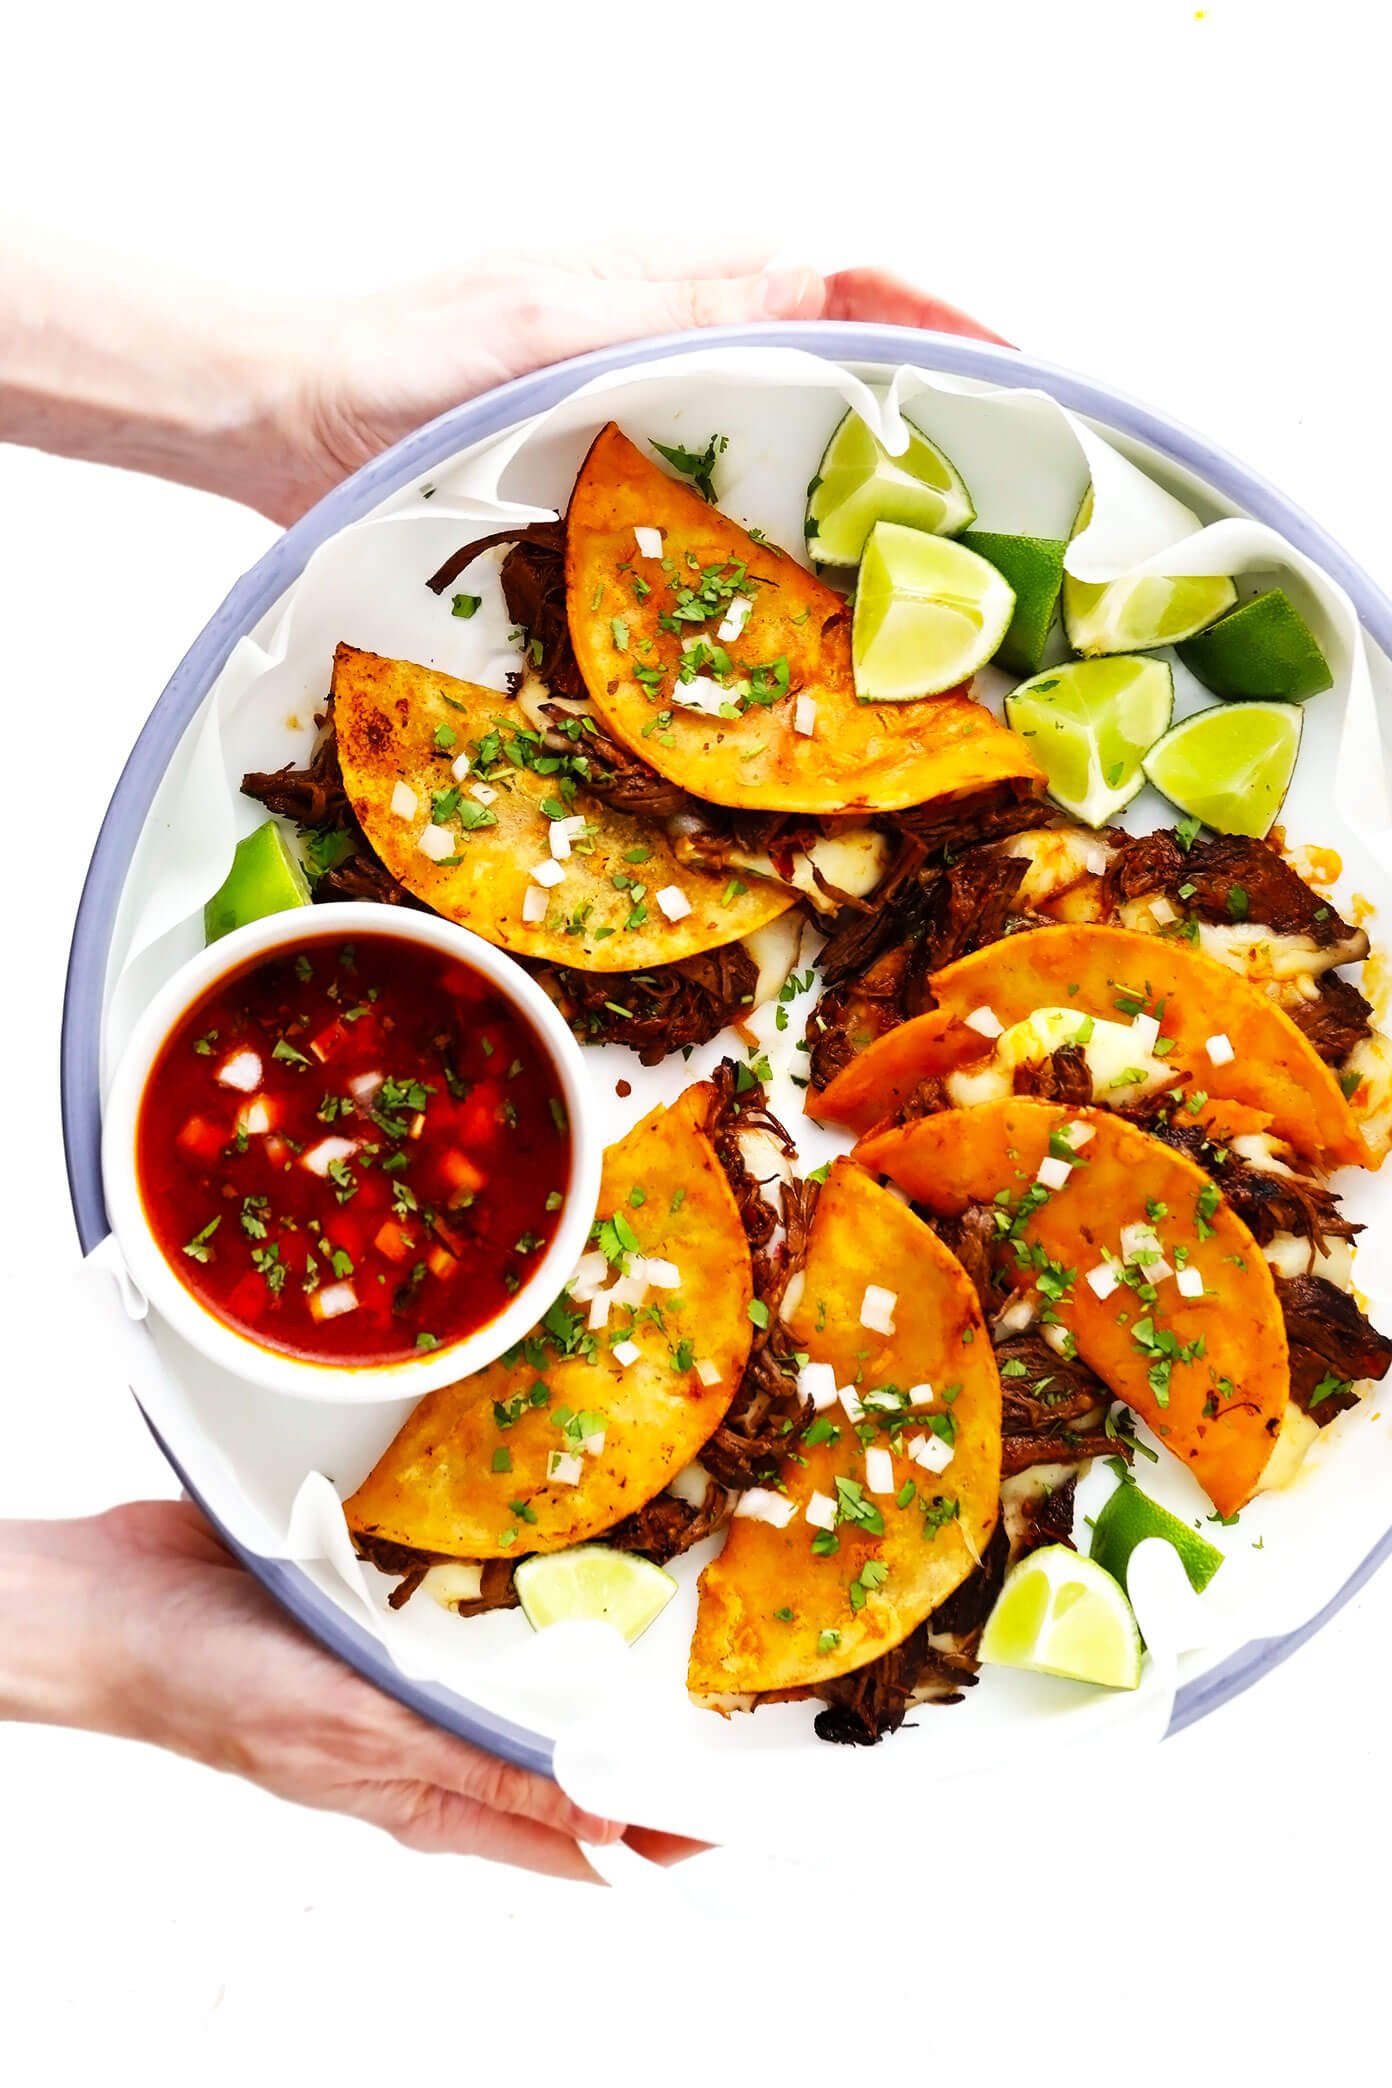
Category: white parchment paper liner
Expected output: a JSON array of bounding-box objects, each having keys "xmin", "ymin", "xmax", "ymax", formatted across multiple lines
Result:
[{"xmin": 81, "ymin": 345, "xmax": 1392, "ymax": 1849}]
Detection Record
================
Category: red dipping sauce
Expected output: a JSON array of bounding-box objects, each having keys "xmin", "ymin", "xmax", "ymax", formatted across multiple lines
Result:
[{"xmin": 135, "ymin": 933, "xmax": 571, "ymax": 1366}]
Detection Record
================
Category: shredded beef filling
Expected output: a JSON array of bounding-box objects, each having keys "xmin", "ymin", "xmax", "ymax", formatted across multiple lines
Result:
[
  {"xmin": 1119, "ymin": 1102, "xmax": 1358, "ymax": 1253},
  {"xmin": 995, "ymin": 1333, "xmax": 1124, "ymax": 1476},
  {"xmin": 350, "ymin": 1534, "xmax": 521, "ymax": 1616},
  {"xmin": 606, "ymin": 1481, "xmax": 727, "ymax": 1563},
  {"xmin": 1102, "ymin": 829, "xmax": 1361, "ymax": 948},
  {"xmin": 1010, "ymin": 1042, "xmax": 1093, "ymax": 1107},
  {"xmin": 1276, "ymin": 1272, "xmax": 1392, "ymax": 1421},
  {"xmin": 1285, "ymin": 972, "xmax": 1375, "ymax": 1066},
  {"xmin": 542, "ymin": 943, "xmax": 760, "ymax": 1064}
]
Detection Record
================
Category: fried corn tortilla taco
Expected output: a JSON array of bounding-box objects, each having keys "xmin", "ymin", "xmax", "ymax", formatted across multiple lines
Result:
[
  {"xmin": 331, "ymin": 644, "xmax": 792, "ymax": 970},
  {"xmin": 345, "ymin": 1084, "xmax": 753, "ymax": 1563},
  {"xmin": 856, "ymin": 1099, "xmax": 1291, "ymax": 1517},
  {"xmin": 810, "ymin": 922, "xmax": 1372, "ymax": 1170},
  {"xmin": 688, "ymin": 1158, "xmax": 1001, "ymax": 1705},
  {"xmin": 564, "ymin": 423, "xmax": 1043, "ymax": 816}
]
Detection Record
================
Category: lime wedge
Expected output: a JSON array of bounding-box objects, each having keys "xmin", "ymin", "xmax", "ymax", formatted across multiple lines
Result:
[
  {"xmin": 1004, "ymin": 656, "xmax": 1173, "ymax": 827},
  {"xmin": 1062, "ymin": 488, "xmax": 1236, "ymax": 655},
  {"xmin": 1142, "ymin": 701, "xmax": 1302, "ymax": 839},
  {"xmin": 1088, "ymin": 1481, "xmax": 1224, "ymax": 1596},
  {"xmin": 204, "ymin": 820, "xmax": 312, "ymax": 944},
  {"xmin": 513, "ymin": 1546, "xmax": 677, "ymax": 1644},
  {"xmin": 959, "ymin": 531, "xmax": 1067, "ymax": 675},
  {"xmin": 806, "ymin": 409, "xmax": 974, "ymax": 566},
  {"xmin": 852, "ymin": 522, "xmax": 1015, "ymax": 700},
  {"xmin": 1177, "ymin": 588, "xmax": 1333, "ymax": 703},
  {"xmin": 978, "ymin": 1544, "xmax": 1142, "ymax": 1689}
]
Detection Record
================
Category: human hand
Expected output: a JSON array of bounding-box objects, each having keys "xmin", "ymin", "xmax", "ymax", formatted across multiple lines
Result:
[
  {"xmin": 263, "ymin": 244, "xmax": 1008, "ymax": 523},
  {"xmin": 0, "ymin": 1501, "xmax": 696, "ymax": 1881}
]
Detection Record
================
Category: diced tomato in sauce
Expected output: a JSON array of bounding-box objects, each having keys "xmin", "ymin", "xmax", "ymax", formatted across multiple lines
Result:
[{"xmin": 136, "ymin": 934, "xmax": 570, "ymax": 1365}]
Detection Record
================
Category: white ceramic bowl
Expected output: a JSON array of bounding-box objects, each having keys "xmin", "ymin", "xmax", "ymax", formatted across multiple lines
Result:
[{"xmin": 100, "ymin": 901, "xmax": 602, "ymax": 1402}]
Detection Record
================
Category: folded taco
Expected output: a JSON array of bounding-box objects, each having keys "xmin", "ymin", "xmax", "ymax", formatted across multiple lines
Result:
[
  {"xmin": 563, "ymin": 423, "xmax": 1043, "ymax": 816},
  {"xmin": 688, "ymin": 1158, "xmax": 1002, "ymax": 1714},
  {"xmin": 345, "ymin": 1083, "xmax": 755, "ymax": 1572},
  {"xmin": 811, "ymin": 921, "xmax": 1371, "ymax": 1170}
]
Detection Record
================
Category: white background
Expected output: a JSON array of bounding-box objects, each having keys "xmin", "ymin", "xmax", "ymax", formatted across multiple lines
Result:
[{"xmin": 4, "ymin": 0, "xmax": 1390, "ymax": 2078}]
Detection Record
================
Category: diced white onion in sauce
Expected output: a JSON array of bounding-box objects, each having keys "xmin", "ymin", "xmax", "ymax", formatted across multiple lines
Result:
[
  {"xmin": 860, "ymin": 1284, "xmax": 898, "ymax": 1335},
  {"xmin": 643, "ymin": 1257, "xmax": 682, "ymax": 1290},
  {"xmin": 417, "ymin": 824, "xmax": 455, "ymax": 862},
  {"xmin": 909, "ymin": 1432, "xmax": 954, "ymax": 1474},
  {"xmin": 450, "ymin": 752, "xmax": 472, "ymax": 784},
  {"xmin": 793, "ymin": 695, "xmax": 818, "ymax": 737},
  {"xmin": 1175, "ymin": 1265, "xmax": 1206, "ymax": 1299},
  {"xmin": 797, "ymin": 1360, "xmax": 839, "ymax": 1411},
  {"xmin": 694, "ymin": 1358, "xmax": 722, "ymax": 1388},
  {"xmin": 236, "ymin": 1097, "xmax": 274, "ymax": 1137},
  {"xmin": 547, "ymin": 1450, "xmax": 584, "ymax": 1487},
  {"xmin": 633, "ymin": 525, "xmax": 664, "ymax": 558},
  {"xmin": 310, "ymin": 1280, "xmax": 358, "ymax": 1321},
  {"xmin": 864, "ymin": 1447, "xmax": 895, "ymax": 1496},
  {"xmin": 530, "ymin": 858, "xmax": 565, "ymax": 889},
  {"xmin": 963, "ymin": 1005, "xmax": 1003, "ymax": 1038},
  {"xmin": 804, "ymin": 1490, "xmax": 838, "ymax": 1531},
  {"xmin": 733, "ymin": 1488, "xmax": 797, "ymax": 1527},
  {"xmin": 216, "ymin": 1050, "xmax": 262, "ymax": 1093},
  {"xmin": 1086, "ymin": 1262, "xmax": 1120, "ymax": 1300},
  {"xmin": 521, "ymin": 887, "xmax": 549, "ymax": 924},
  {"xmin": 1130, "ymin": 1011, "xmax": 1161, "ymax": 1052},
  {"xmin": 611, "ymin": 1339, "xmax": 642, "ymax": 1367},
  {"xmin": 390, "ymin": 780, "xmax": 418, "ymax": 821},
  {"xmin": 655, "ymin": 885, "xmax": 692, "ymax": 922},
  {"xmin": 1206, "ymin": 1032, "xmax": 1235, "ymax": 1065},
  {"xmin": 716, "ymin": 594, "xmax": 753, "ymax": 642},
  {"xmin": 1035, "ymin": 1155, "xmax": 1073, "ymax": 1191},
  {"xmin": 301, "ymin": 1136, "xmax": 359, "ymax": 1177},
  {"xmin": 348, "ymin": 1070, "xmax": 383, "ymax": 1102}
]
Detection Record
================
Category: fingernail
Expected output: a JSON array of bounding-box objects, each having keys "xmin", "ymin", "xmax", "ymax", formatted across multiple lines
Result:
[{"xmin": 761, "ymin": 266, "xmax": 822, "ymax": 317}]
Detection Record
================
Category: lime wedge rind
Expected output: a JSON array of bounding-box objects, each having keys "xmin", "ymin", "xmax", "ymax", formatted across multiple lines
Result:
[
  {"xmin": 1004, "ymin": 656, "xmax": 1174, "ymax": 828},
  {"xmin": 513, "ymin": 1545, "xmax": 677, "ymax": 1644},
  {"xmin": 852, "ymin": 521, "xmax": 1016, "ymax": 700},
  {"xmin": 1142, "ymin": 700, "xmax": 1303, "ymax": 840},
  {"xmin": 204, "ymin": 819, "xmax": 312, "ymax": 944},
  {"xmin": 960, "ymin": 530, "xmax": 1067, "ymax": 676},
  {"xmin": 806, "ymin": 409, "xmax": 975, "ymax": 566},
  {"xmin": 1088, "ymin": 1480, "xmax": 1224, "ymax": 1596},
  {"xmin": 1176, "ymin": 588, "xmax": 1334, "ymax": 703},
  {"xmin": 978, "ymin": 1544, "xmax": 1143, "ymax": 1690}
]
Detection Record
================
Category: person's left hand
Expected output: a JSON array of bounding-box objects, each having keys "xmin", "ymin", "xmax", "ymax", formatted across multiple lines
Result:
[{"xmin": 256, "ymin": 244, "xmax": 1008, "ymax": 523}]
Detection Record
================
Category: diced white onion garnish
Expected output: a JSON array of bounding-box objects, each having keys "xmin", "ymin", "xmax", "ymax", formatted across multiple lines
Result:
[
  {"xmin": 1043, "ymin": 1323, "xmax": 1075, "ymax": 1358},
  {"xmin": 1086, "ymin": 1261, "xmax": 1120, "ymax": 1300},
  {"xmin": 609, "ymin": 1269, "xmax": 650, "ymax": 1308},
  {"xmin": 521, "ymin": 887, "xmax": 549, "ymax": 924},
  {"xmin": 582, "ymin": 1430, "xmax": 606, "ymax": 1457},
  {"xmin": 864, "ymin": 1447, "xmax": 895, "ymax": 1496},
  {"xmin": 839, "ymin": 1384, "xmax": 866, "ymax": 1424},
  {"xmin": 733, "ymin": 1488, "xmax": 797, "ymax": 1528},
  {"xmin": 860, "ymin": 1284, "xmax": 898, "ymax": 1335},
  {"xmin": 587, "ymin": 1291, "xmax": 612, "ymax": 1331},
  {"xmin": 793, "ymin": 694, "xmax": 818, "ymax": 737},
  {"xmin": 1082, "ymin": 842, "xmax": 1112, "ymax": 876},
  {"xmin": 673, "ymin": 675, "xmax": 729, "ymax": 717},
  {"xmin": 417, "ymin": 824, "xmax": 455, "ymax": 862},
  {"xmin": 963, "ymin": 1005, "xmax": 1004, "ymax": 1038},
  {"xmin": 655, "ymin": 885, "xmax": 692, "ymax": 922},
  {"xmin": 469, "ymin": 782, "xmax": 498, "ymax": 806},
  {"xmin": 1175, "ymin": 1265, "xmax": 1206, "ymax": 1299},
  {"xmin": 643, "ymin": 1257, "xmax": 682, "ymax": 1290},
  {"xmin": 909, "ymin": 1432, "xmax": 954, "ymax": 1475},
  {"xmin": 569, "ymin": 1251, "xmax": 610, "ymax": 1301},
  {"xmin": 907, "ymin": 1383, "xmax": 935, "ymax": 1407},
  {"xmin": 548, "ymin": 824, "xmax": 572, "ymax": 861},
  {"xmin": 301, "ymin": 1136, "xmax": 358, "ymax": 1177},
  {"xmin": 996, "ymin": 1293, "xmax": 1038, "ymax": 1335},
  {"xmin": 390, "ymin": 780, "xmax": 418, "ymax": 821},
  {"xmin": 348, "ymin": 1070, "xmax": 383, "ymax": 1102},
  {"xmin": 797, "ymin": 1360, "xmax": 839, "ymax": 1412},
  {"xmin": 216, "ymin": 1050, "xmax": 262, "ymax": 1093},
  {"xmin": 1063, "ymin": 1121, "xmax": 1095, "ymax": 1149},
  {"xmin": 716, "ymin": 594, "xmax": 753, "ymax": 642},
  {"xmin": 530, "ymin": 858, "xmax": 566, "ymax": 889},
  {"xmin": 1036, "ymin": 1154, "xmax": 1073, "ymax": 1191},
  {"xmin": 310, "ymin": 1280, "xmax": 358, "ymax": 1321},
  {"xmin": 236, "ymin": 1097, "xmax": 274, "ymax": 1137},
  {"xmin": 804, "ymin": 1491, "xmax": 838, "ymax": 1531},
  {"xmin": 1130, "ymin": 1011, "xmax": 1161, "ymax": 1052},
  {"xmin": 633, "ymin": 525, "xmax": 663, "ymax": 558},
  {"xmin": 611, "ymin": 1339, "xmax": 642, "ymax": 1368},
  {"xmin": 1149, "ymin": 896, "xmax": 1178, "ymax": 925},
  {"xmin": 450, "ymin": 751, "xmax": 472, "ymax": 784},
  {"xmin": 1206, "ymin": 1032, "xmax": 1235, "ymax": 1066},
  {"xmin": 1120, "ymin": 1222, "xmax": 1162, "ymax": 1264},
  {"xmin": 694, "ymin": 1357, "xmax": 722, "ymax": 1388},
  {"xmin": 547, "ymin": 1450, "xmax": 584, "ymax": 1487}
]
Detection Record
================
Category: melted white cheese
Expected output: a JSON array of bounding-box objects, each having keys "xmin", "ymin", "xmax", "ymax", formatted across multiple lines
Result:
[
  {"xmin": 725, "ymin": 827, "xmax": 891, "ymax": 917},
  {"xmin": 946, "ymin": 1005, "xmax": 1172, "ymax": 1108}
]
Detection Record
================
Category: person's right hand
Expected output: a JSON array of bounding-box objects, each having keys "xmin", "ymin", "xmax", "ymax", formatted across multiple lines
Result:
[{"xmin": 0, "ymin": 1501, "xmax": 694, "ymax": 1880}]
